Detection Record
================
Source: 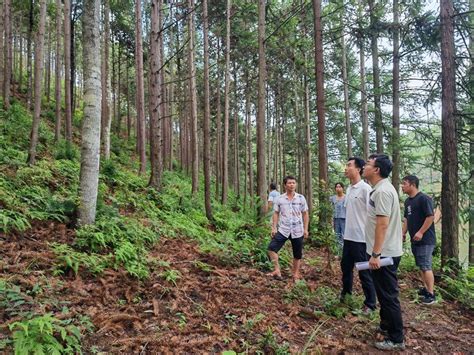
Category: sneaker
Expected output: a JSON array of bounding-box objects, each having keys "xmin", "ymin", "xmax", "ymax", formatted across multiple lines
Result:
[
  {"xmin": 417, "ymin": 287, "xmax": 428, "ymax": 297},
  {"xmin": 375, "ymin": 339, "xmax": 406, "ymax": 350},
  {"xmin": 361, "ymin": 305, "xmax": 376, "ymax": 315},
  {"xmin": 421, "ymin": 293, "xmax": 436, "ymax": 305}
]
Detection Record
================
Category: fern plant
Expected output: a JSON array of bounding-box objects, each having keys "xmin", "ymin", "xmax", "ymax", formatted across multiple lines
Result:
[{"xmin": 8, "ymin": 313, "xmax": 82, "ymax": 355}]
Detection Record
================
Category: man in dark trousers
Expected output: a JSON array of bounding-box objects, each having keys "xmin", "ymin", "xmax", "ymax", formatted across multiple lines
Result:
[
  {"xmin": 402, "ymin": 175, "xmax": 436, "ymax": 304},
  {"xmin": 340, "ymin": 157, "xmax": 376, "ymax": 313},
  {"xmin": 364, "ymin": 154, "xmax": 405, "ymax": 351}
]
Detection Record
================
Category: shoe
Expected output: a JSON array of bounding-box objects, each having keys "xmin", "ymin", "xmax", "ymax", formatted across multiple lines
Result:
[
  {"xmin": 421, "ymin": 293, "xmax": 436, "ymax": 305},
  {"xmin": 375, "ymin": 326, "xmax": 388, "ymax": 337},
  {"xmin": 417, "ymin": 287, "xmax": 428, "ymax": 296},
  {"xmin": 374, "ymin": 339, "xmax": 405, "ymax": 350},
  {"xmin": 361, "ymin": 305, "xmax": 375, "ymax": 315}
]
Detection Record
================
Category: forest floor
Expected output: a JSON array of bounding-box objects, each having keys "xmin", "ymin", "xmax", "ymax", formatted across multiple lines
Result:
[{"xmin": 1, "ymin": 221, "xmax": 473, "ymax": 354}]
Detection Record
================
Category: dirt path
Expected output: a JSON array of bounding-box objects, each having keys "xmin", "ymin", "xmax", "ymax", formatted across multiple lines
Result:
[{"xmin": 1, "ymin": 222, "xmax": 473, "ymax": 353}]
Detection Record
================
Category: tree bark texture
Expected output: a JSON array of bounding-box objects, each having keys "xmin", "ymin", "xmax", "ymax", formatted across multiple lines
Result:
[
  {"xmin": 187, "ymin": 0, "xmax": 199, "ymax": 195},
  {"xmin": 440, "ymin": 0, "xmax": 459, "ymax": 266},
  {"xmin": 256, "ymin": 0, "xmax": 267, "ymax": 217},
  {"xmin": 149, "ymin": 0, "xmax": 163, "ymax": 188},
  {"xmin": 221, "ymin": 0, "xmax": 231, "ymax": 204},
  {"xmin": 135, "ymin": 0, "xmax": 147, "ymax": 174},
  {"xmin": 64, "ymin": 0, "xmax": 73, "ymax": 142},
  {"xmin": 27, "ymin": 0, "xmax": 47, "ymax": 165},
  {"xmin": 79, "ymin": 0, "xmax": 102, "ymax": 225}
]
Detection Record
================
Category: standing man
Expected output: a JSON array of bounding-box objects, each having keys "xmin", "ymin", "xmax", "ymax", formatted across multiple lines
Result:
[
  {"xmin": 340, "ymin": 157, "xmax": 376, "ymax": 313},
  {"xmin": 267, "ymin": 182, "xmax": 280, "ymax": 212},
  {"xmin": 364, "ymin": 154, "xmax": 405, "ymax": 351},
  {"xmin": 267, "ymin": 176, "xmax": 309, "ymax": 281},
  {"xmin": 401, "ymin": 175, "xmax": 436, "ymax": 305}
]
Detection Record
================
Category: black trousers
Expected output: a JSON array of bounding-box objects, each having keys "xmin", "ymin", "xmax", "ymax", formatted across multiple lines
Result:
[
  {"xmin": 341, "ymin": 240, "xmax": 377, "ymax": 309},
  {"xmin": 370, "ymin": 255, "xmax": 404, "ymax": 344}
]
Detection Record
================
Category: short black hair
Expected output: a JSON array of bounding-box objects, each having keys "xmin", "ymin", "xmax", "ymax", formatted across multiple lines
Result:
[
  {"xmin": 403, "ymin": 175, "xmax": 419, "ymax": 188},
  {"xmin": 368, "ymin": 154, "xmax": 393, "ymax": 178},
  {"xmin": 335, "ymin": 182, "xmax": 344, "ymax": 189},
  {"xmin": 283, "ymin": 175, "xmax": 297, "ymax": 185},
  {"xmin": 348, "ymin": 156, "xmax": 366, "ymax": 176},
  {"xmin": 269, "ymin": 182, "xmax": 277, "ymax": 190}
]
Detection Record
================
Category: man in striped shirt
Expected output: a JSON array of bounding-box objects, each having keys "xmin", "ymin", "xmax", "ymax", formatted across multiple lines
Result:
[{"xmin": 267, "ymin": 176, "xmax": 309, "ymax": 281}]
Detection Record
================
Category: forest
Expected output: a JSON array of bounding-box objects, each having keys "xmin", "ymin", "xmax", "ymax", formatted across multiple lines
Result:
[{"xmin": 0, "ymin": 0, "xmax": 473, "ymax": 352}]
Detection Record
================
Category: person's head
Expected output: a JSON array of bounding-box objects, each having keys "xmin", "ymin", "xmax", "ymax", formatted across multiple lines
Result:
[
  {"xmin": 345, "ymin": 157, "xmax": 365, "ymax": 180},
  {"xmin": 401, "ymin": 175, "xmax": 419, "ymax": 195},
  {"xmin": 283, "ymin": 175, "xmax": 297, "ymax": 192},
  {"xmin": 335, "ymin": 182, "xmax": 344, "ymax": 195},
  {"xmin": 269, "ymin": 182, "xmax": 277, "ymax": 191},
  {"xmin": 363, "ymin": 154, "xmax": 393, "ymax": 182}
]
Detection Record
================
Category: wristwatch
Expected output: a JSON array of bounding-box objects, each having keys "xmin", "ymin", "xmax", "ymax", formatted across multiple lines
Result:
[{"xmin": 371, "ymin": 251, "xmax": 381, "ymax": 258}]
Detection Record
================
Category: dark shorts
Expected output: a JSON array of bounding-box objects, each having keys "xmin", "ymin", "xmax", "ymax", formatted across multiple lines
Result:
[
  {"xmin": 268, "ymin": 231, "xmax": 303, "ymax": 259},
  {"xmin": 411, "ymin": 244, "xmax": 435, "ymax": 271}
]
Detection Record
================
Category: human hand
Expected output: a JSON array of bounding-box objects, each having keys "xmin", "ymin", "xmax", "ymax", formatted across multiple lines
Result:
[
  {"xmin": 304, "ymin": 230, "xmax": 309, "ymax": 239},
  {"xmin": 413, "ymin": 231, "xmax": 423, "ymax": 241},
  {"xmin": 271, "ymin": 227, "xmax": 277, "ymax": 237},
  {"xmin": 369, "ymin": 256, "xmax": 381, "ymax": 270},
  {"xmin": 402, "ymin": 234, "xmax": 406, "ymax": 243}
]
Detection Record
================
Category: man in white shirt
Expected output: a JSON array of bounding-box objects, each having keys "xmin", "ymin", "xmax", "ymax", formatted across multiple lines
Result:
[
  {"xmin": 267, "ymin": 176, "xmax": 309, "ymax": 281},
  {"xmin": 340, "ymin": 157, "xmax": 376, "ymax": 313},
  {"xmin": 364, "ymin": 154, "xmax": 404, "ymax": 351}
]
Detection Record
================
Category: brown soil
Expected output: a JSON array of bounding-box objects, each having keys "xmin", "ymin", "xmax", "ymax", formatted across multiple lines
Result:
[{"xmin": 0, "ymin": 222, "xmax": 473, "ymax": 353}]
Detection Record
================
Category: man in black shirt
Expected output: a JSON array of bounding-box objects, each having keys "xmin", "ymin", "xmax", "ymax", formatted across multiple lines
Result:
[{"xmin": 401, "ymin": 175, "xmax": 436, "ymax": 305}]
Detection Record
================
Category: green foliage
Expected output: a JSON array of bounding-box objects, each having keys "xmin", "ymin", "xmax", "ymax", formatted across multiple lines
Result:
[
  {"xmin": 0, "ymin": 279, "xmax": 33, "ymax": 317},
  {"xmin": 75, "ymin": 216, "xmax": 157, "ymax": 279},
  {"xmin": 9, "ymin": 313, "xmax": 82, "ymax": 355},
  {"xmin": 53, "ymin": 140, "xmax": 79, "ymax": 161},
  {"xmin": 160, "ymin": 269, "xmax": 182, "ymax": 286},
  {"xmin": 51, "ymin": 243, "xmax": 111, "ymax": 276},
  {"xmin": 284, "ymin": 281, "xmax": 354, "ymax": 319},
  {"xmin": 438, "ymin": 266, "xmax": 474, "ymax": 310},
  {"xmin": 258, "ymin": 328, "xmax": 290, "ymax": 355},
  {"xmin": 0, "ymin": 209, "xmax": 31, "ymax": 233}
]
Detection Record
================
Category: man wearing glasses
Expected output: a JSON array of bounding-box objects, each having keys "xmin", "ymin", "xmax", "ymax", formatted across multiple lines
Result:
[{"xmin": 363, "ymin": 154, "xmax": 405, "ymax": 351}]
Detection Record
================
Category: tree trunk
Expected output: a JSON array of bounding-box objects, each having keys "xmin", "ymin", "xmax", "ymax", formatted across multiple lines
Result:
[
  {"xmin": 27, "ymin": 0, "xmax": 47, "ymax": 165},
  {"xmin": 26, "ymin": 0, "xmax": 33, "ymax": 109},
  {"xmin": 3, "ymin": 0, "xmax": 11, "ymax": 110},
  {"xmin": 45, "ymin": 28, "xmax": 51, "ymax": 103},
  {"xmin": 440, "ymin": 0, "xmax": 459, "ymax": 267},
  {"xmin": 79, "ymin": 0, "xmax": 101, "ymax": 225},
  {"xmin": 101, "ymin": 0, "xmax": 112, "ymax": 160},
  {"xmin": 221, "ymin": 0, "xmax": 231, "ymax": 204},
  {"xmin": 245, "ymin": 79, "xmax": 254, "ymax": 207},
  {"xmin": 126, "ymin": 53, "xmax": 131, "ymax": 139},
  {"xmin": 340, "ymin": 19, "xmax": 352, "ymax": 158},
  {"xmin": 469, "ymin": 0, "xmax": 474, "ymax": 265},
  {"xmin": 135, "ymin": 0, "xmax": 147, "ymax": 174},
  {"xmin": 116, "ymin": 44, "xmax": 121, "ymax": 135},
  {"xmin": 358, "ymin": 0, "xmax": 369, "ymax": 160},
  {"xmin": 368, "ymin": 0, "xmax": 383, "ymax": 153},
  {"xmin": 313, "ymin": 0, "xmax": 329, "ymax": 227},
  {"xmin": 233, "ymin": 67, "xmax": 240, "ymax": 199},
  {"xmin": 391, "ymin": 0, "xmax": 400, "ymax": 193},
  {"xmin": 19, "ymin": 25, "xmax": 23, "ymax": 93},
  {"xmin": 202, "ymin": 0, "xmax": 212, "ymax": 220},
  {"xmin": 64, "ymin": 0, "xmax": 73, "ymax": 143},
  {"xmin": 304, "ymin": 71, "xmax": 313, "ymax": 216},
  {"xmin": 149, "ymin": 0, "xmax": 163, "ymax": 188},
  {"xmin": 187, "ymin": 0, "xmax": 199, "ymax": 195},
  {"xmin": 70, "ymin": 12, "xmax": 76, "ymax": 114},
  {"xmin": 215, "ymin": 45, "xmax": 222, "ymax": 200},
  {"xmin": 256, "ymin": 0, "xmax": 267, "ymax": 217},
  {"xmin": 55, "ymin": 0, "xmax": 62, "ymax": 142}
]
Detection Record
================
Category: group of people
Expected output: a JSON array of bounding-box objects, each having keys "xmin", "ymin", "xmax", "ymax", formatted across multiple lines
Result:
[{"xmin": 265, "ymin": 154, "xmax": 437, "ymax": 351}]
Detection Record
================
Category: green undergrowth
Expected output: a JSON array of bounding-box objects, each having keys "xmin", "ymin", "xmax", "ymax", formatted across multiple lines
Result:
[
  {"xmin": 0, "ymin": 279, "xmax": 93, "ymax": 353},
  {"xmin": 0, "ymin": 102, "xmax": 286, "ymax": 282}
]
